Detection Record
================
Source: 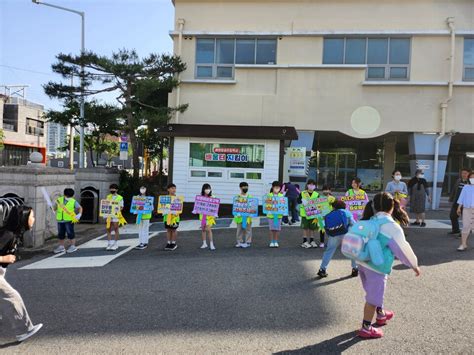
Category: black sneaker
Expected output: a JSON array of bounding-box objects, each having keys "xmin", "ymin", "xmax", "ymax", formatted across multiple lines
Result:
[
  {"xmin": 135, "ymin": 243, "xmax": 146, "ymax": 250},
  {"xmin": 351, "ymin": 268, "xmax": 359, "ymax": 277},
  {"xmin": 169, "ymin": 243, "xmax": 178, "ymax": 251},
  {"xmin": 317, "ymin": 269, "xmax": 328, "ymax": 278},
  {"xmin": 164, "ymin": 243, "xmax": 172, "ymax": 251},
  {"xmin": 410, "ymin": 222, "xmax": 420, "ymax": 226},
  {"xmin": 420, "ymin": 222, "xmax": 426, "ymax": 227},
  {"xmin": 448, "ymin": 230, "xmax": 461, "ymax": 235}
]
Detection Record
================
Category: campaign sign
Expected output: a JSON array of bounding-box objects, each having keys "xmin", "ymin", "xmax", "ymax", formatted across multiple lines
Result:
[
  {"xmin": 341, "ymin": 195, "xmax": 369, "ymax": 220},
  {"xmin": 192, "ymin": 195, "xmax": 221, "ymax": 228},
  {"xmin": 304, "ymin": 197, "xmax": 332, "ymax": 220},
  {"xmin": 263, "ymin": 195, "xmax": 289, "ymax": 224},
  {"xmin": 130, "ymin": 196, "xmax": 154, "ymax": 223},
  {"xmin": 157, "ymin": 195, "xmax": 184, "ymax": 215},
  {"xmin": 99, "ymin": 199, "xmax": 121, "ymax": 218},
  {"xmin": 232, "ymin": 196, "xmax": 259, "ymax": 228}
]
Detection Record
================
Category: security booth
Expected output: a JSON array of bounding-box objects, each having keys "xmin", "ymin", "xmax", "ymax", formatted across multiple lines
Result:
[{"xmin": 159, "ymin": 124, "xmax": 298, "ymax": 216}]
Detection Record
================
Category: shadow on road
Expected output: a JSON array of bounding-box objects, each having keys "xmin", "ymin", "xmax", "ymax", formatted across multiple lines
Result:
[
  {"xmin": 274, "ymin": 330, "xmax": 364, "ymax": 354},
  {"xmin": 0, "ymin": 340, "xmax": 21, "ymax": 349}
]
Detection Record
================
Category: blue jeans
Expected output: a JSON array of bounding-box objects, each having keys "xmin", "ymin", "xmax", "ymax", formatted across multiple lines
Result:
[
  {"xmin": 58, "ymin": 222, "xmax": 75, "ymax": 240},
  {"xmin": 320, "ymin": 235, "xmax": 357, "ymax": 270}
]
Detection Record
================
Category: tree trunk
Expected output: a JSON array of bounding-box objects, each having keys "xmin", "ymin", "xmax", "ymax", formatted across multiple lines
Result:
[{"xmin": 126, "ymin": 83, "xmax": 140, "ymax": 180}]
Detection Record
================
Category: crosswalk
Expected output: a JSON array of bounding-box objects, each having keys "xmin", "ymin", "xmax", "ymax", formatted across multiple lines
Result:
[{"xmin": 19, "ymin": 218, "xmax": 453, "ymax": 270}]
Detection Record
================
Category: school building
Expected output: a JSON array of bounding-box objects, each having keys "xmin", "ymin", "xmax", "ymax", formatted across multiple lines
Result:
[{"xmin": 165, "ymin": 0, "xmax": 474, "ymax": 208}]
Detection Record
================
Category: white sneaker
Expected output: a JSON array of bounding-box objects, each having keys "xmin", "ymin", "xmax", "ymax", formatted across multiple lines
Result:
[
  {"xmin": 16, "ymin": 323, "xmax": 43, "ymax": 342},
  {"xmin": 66, "ymin": 245, "xmax": 78, "ymax": 254},
  {"xmin": 200, "ymin": 243, "xmax": 208, "ymax": 249},
  {"xmin": 241, "ymin": 243, "xmax": 249, "ymax": 248},
  {"xmin": 53, "ymin": 245, "xmax": 66, "ymax": 254},
  {"xmin": 274, "ymin": 241, "xmax": 279, "ymax": 248},
  {"xmin": 235, "ymin": 242, "xmax": 242, "ymax": 248},
  {"xmin": 110, "ymin": 242, "xmax": 119, "ymax": 251},
  {"xmin": 269, "ymin": 242, "xmax": 275, "ymax": 248},
  {"xmin": 209, "ymin": 243, "xmax": 216, "ymax": 251},
  {"xmin": 301, "ymin": 241, "xmax": 311, "ymax": 249},
  {"xmin": 310, "ymin": 241, "xmax": 319, "ymax": 248},
  {"xmin": 106, "ymin": 242, "xmax": 113, "ymax": 251},
  {"xmin": 319, "ymin": 243, "xmax": 325, "ymax": 248}
]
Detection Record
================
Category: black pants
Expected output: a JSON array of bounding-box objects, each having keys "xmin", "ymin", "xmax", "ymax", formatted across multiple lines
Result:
[
  {"xmin": 450, "ymin": 203, "xmax": 460, "ymax": 232},
  {"xmin": 288, "ymin": 197, "xmax": 299, "ymax": 222}
]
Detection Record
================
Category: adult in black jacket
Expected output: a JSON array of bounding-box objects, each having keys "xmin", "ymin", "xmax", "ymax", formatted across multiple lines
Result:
[
  {"xmin": 448, "ymin": 168, "xmax": 470, "ymax": 235},
  {"xmin": 0, "ymin": 205, "xmax": 43, "ymax": 343}
]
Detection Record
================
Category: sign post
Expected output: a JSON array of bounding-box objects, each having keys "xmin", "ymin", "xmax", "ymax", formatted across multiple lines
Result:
[
  {"xmin": 192, "ymin": 195, "xmax": 221, "ymax": 228},
  {"xmin": 232, "ymin": 196, "xmax": 259, "ymax": 229}
]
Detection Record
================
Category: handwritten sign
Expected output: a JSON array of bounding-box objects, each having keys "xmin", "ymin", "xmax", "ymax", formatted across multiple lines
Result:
[
  {"xmin": 100, "ymin": 199, "xmax": 121, "ymax": 218},
  {"xmin": 157, "ymin": 195, "xmax": 184, "ymax": 215},
  {"xmin": 130, "ymin": 196, "xmax": 154, "ymax": 223},
  {"xmin": 304, "ymin": 197, "xmax": 332, "ymax": 220},
  {"xmin": 263, "ymin": 195, "xmax": 289, "ymax": 224},
  {"xmin": 232, "ymin": 196, "xmax": 259, "ymax": 228},
  {"xmin": 341, "ymin": 195, "xmax": 369, "ymax": 220},
  {"xmin": 192, "ymin": 195, "xmax": 220, "ymax": 217}
]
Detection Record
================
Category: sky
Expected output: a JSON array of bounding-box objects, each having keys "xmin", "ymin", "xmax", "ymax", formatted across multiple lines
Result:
[{"xmin": 0, "ymin": 0, "xmax": 175, "ymax": 110}]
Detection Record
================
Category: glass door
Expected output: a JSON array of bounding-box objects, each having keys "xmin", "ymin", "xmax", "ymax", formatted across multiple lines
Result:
[{"xmin": 316, "ymin": 152, "xmax": 357, "ymax": 190}]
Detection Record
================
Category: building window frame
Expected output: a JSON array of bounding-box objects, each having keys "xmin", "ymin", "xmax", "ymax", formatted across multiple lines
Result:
[
  {"xmin": 25, "ymin": 118, "xmax": 45, "ymax": 137},
  {"xmin": 195, "ymin": 37, "xmax": 277, "ymax": 80},
  {"xmin": 463, "ymin": 37, "xmax": 474, "ymax": 81},
  {"xmin": 323, "ymin": 36, "xmax": 411, "ymax": 81}
]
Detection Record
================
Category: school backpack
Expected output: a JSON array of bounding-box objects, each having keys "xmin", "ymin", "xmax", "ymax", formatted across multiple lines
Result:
[
  {"xmin": 324, "ymin": 210, "xmax": 350, "ymax": 237},
  {"xmin": 341, "ymin": 217, "xmax": 389, "ymax": 266}
]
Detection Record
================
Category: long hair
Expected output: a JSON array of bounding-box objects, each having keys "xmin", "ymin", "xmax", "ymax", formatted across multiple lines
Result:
[
  {"xmin": 361, "ymin": 192, "xmax": 409, "ymax": 226},
  {"xmin": 201, "ymin": 183, "xmax": 212, "ymax": 197},
  {"xmin": 3, "ymin": 205, "xmax": 33, "ymax": 236}
]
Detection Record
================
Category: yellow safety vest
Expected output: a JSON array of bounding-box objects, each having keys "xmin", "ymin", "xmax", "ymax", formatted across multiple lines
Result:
[{"xmin": 56, "ymin": 197, "xmax": 77, "ymax": 222}]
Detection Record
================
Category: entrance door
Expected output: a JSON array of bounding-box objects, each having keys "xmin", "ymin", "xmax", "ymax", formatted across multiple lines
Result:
[{"xmin": 316, "ymin": 152, "xmax": 357, "ymax": 190}]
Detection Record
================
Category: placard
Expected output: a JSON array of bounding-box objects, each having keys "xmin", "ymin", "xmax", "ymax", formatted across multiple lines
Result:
[
  {"xmin": 130, "ymin": 196, "xmax": 154, "ymax": 214},
  {"xmin": 304, "ymin": 197, "xmax": 332, "ymax": 220},
  {"xmin": 262, "ymin": 195, "xmax": 289, "ymax": 216},
  {"xmin": 232, "ymin": 196, "xmax": 259, "ymax": 228},
  {"xmin": 192, "ymin": 195, "xmax": 220, "ymax": 217},
  {"xmin": 341, "ymin": 195, "xmax": 369, "ymax": 220},
  {"xmin": 99, "ymin": 199, "xmax": 121, "ymax": 218},
  {"xmin": 157, "ymin": 195, "xmax": 184, "ymax": 215}
]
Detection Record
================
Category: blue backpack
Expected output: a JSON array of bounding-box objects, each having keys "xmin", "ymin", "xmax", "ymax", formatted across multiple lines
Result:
[
  {"xmin": 324, "ymin": 210, "xmax": 350, "ymax": 237},
  {"xmin": 341, "ymin": 217, "xmax": 389, "ymax": 266}
]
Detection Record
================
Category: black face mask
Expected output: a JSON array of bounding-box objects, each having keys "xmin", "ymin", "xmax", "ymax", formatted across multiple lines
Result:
[
  {"xmin": 242, "ymin": 188, "xmax": 248, "ymax": 193},
  {"xmin": 110, "ymin": 190, "xmax": 117, "ymax": 194}
]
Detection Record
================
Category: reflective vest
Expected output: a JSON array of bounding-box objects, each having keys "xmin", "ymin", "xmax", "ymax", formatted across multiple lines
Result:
[
  {"xmin": 56, "ymin": 197, "xmax": 77, "ymax": 222},
  {"xmin": 107, "ymin": 194, "xmax": 123, "ymax": 203},
  {"xmin": 299, "ymin": 190, "xmax": 319, "ymax": 217},
  {"xmin": 346, "ymin": 188, "xmax": 366, "ymax": 197}
]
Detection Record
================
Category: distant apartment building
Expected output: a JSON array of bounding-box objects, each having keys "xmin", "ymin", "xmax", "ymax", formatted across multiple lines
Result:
[
  {"xmin": 47, "ymin": 122, "xmax": 68, "ymax": 157},
  {"xmin": 0, "ymin": 95, "xmax": 47, "ymax": 166},
  {"xmin": 166, "ymin": 0, "xmax": 474, "ymax": 208}
]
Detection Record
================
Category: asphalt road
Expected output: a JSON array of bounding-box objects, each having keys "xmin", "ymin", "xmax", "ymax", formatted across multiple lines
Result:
[{"xmin": 1, "ymin": 226, "xmax": 473, "ymax": 354}]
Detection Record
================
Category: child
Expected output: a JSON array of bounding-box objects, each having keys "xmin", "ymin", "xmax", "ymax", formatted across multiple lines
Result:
[
  {"xmin": 319, "ymin": 185, "xmax": 336, "ymax": 248},
  {"xmin": 164, "ymin": 183, "xmax": 179, "ymax": 251},
  {"xmin": 106, "ymin": 184, "xmax": 124, "ymax": 251},
  {"xmin": 298, "ymin": 179, "xmax": 319, "ymax": 248},
  {"xmin": 135, "ymin": 186, "xmax": 152, "ymax": 250},
  {"xmin": 235, "ymin": 182, "xmax": 252, "ymax": 248},
  {"xmin": 317, "ymin": 199, "xmax": 358, "ymax": 278},
  {"xmin": 345, "ymin": 177, "xmax": 369, "ymax": 221},
  {"xmin": 53, "ymin": 188, "xmax": 83, "ymax": 254},
  {"xmin": 199, "ymin": 183, "xmax": 216, "ymax": 251},
  {"xmin": 267, "ymin": 181, "xmax": 284, "ymax": 248},
  {"xmin": 356, "ymin": 192, "xmax": 420, "ymax": 339}
]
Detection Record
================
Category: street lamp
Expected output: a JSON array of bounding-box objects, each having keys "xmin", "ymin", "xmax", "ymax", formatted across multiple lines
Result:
[{"xmin": 32, "ymin": 0, "xmax": 86, "ymax": 169}]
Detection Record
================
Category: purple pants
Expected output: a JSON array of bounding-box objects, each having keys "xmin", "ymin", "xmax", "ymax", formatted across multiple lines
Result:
[{"xmin": 358, "ymin": 265, "xmax": 387, "ymax": 308}]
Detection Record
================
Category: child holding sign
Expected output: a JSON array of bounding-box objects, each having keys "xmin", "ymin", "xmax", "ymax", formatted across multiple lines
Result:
[
  {"xmin": 133, "ymin": 186, "xmax": 153, "ymax": 250},
  {"xmin": 161, "ymin": 184, "xmax": 182, "ymax": 251},
  {"xmin": 298, "ymin": 180, "xmax": 320, "ymax": 248},
  {"xmin": 265, "ymin": 181, "xmax": 286, "ymax": 248},
  {"xmin": 199, "ymin": 184, "xmax": 217, "ymax": 251},
  {"xmin": 234, "ymin": 182, "xmax": 253, "ymax": 248},
  {"xmin": 319, "ymin": 185, "xmax": 336, "ymax": 248},
  {"xmin": 345, "ymin": 177, "xmax": 369, "ymax": 221},
  {"xmin": 105, "ymin": 184, "xmax": 125, "ymax": 251}
]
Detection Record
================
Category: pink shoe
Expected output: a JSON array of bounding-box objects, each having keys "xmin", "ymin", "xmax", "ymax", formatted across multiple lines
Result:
[
  {"xmin": 376, "ymin": 310, "xmax": 394, "ymax": 326},
  {"xmin": 358, "ymin": 325, "xmax": 384, "ymax": 339}
]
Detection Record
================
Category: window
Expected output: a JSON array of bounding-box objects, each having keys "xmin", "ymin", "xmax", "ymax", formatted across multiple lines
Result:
[
  {"xmin": 189, "ymin": 143, "xmax": 265, "ymax": 169},
  {"xmin": 323, "ymin": 37, "xmax": 411, "ymax": 80},
  {"xmin": 190, "ymin": 170, "xmax": 206, "ymax": 178},
  {"xmin": 208, "ymin": 171, "xmax": 223, "ymax": 178},
  {"xmin": 464, "ymin": 38, "xmax": 474, "ymax": 81},
  {"xmin": 196, "ymin": 38, "xmax": 277, "ymax": 79},
  {"xmin": 230, "ymin": 172, "xmax": 245, "ymax": 179},
  {"xmin": 246, "ymin": 172, "xmax": 262, "ymax": 180},
  {"xmin": 26, "ymin": 118, "xmax": 45, "ymax": 136}
]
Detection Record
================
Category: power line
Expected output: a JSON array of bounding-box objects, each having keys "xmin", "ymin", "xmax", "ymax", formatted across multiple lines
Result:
[{"xmin": 0, "ymin": 64, "xmax": 56, "ymax": 77}]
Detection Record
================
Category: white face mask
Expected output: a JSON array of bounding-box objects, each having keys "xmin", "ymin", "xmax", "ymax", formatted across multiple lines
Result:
[
  {"xmin": 140, "ymin": 188, "xmax": 146, "ymax": 194},
  {"xmin": 470, "ymin": 178, "xmax": 474, "ymax": 185},
  {"xmin": 307, "ymin": 184, "xmax": 315, "ymax": 191},
  {"xmin": 417, "ymin": 174, "xmax": 424, "ymax": 179},
  {"xmin": 204, "ymin": 189, "xmax": 211, "ymax": 195},
  {"xmin": 394, "ymin": 175, "xmax": 402, "ymax": 181}
]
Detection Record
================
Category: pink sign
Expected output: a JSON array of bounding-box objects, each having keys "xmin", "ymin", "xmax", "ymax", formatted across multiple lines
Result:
[
  {"xmin": 192, "ymin": 195, "xmax": 220, "ymax": 217},
  {"xmin": 341, "ymin": 195, "xmax": 369, "ymax": 220}
]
